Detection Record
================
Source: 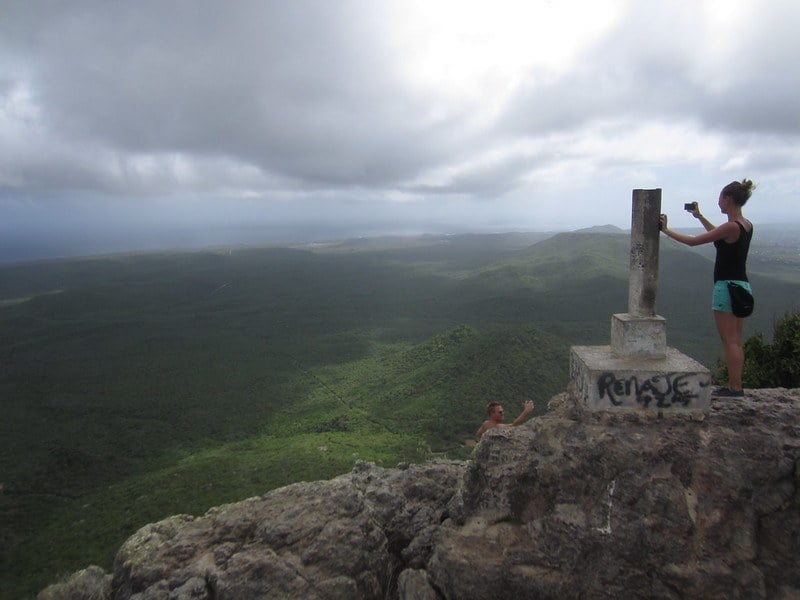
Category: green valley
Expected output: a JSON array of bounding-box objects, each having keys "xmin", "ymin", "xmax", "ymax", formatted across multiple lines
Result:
[{"xmin": 1, "ymin": 230, "xmax": 798, "ymax": 598}]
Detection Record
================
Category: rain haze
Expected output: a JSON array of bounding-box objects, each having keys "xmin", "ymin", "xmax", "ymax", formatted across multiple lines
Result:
[{"xmin": 1, "ymin": 0, "xmax": 798, "ymax": 261}]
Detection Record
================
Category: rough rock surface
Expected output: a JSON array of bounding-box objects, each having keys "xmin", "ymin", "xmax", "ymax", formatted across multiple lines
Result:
[
  {"xmin": 39, "ymin": 388, "xmax": 800, "ymax": 599},
  {"xmin": 431, "ymin": 387, "xmax": 800, "ymax": 599}
]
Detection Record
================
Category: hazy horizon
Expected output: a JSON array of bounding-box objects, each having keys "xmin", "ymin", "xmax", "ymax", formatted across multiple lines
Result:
[
  {"xmin": 3, "ymin": 217, "xmax": 564, "ymax": 264},
  {"xmin": 3, "ymin": 216, "xmax": 799, "ymax": 266}
]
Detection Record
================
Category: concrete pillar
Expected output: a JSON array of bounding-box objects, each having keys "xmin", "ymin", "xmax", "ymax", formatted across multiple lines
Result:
[
  {"xmin": 569, "ymin": 187, "xmax": 711, "ymax": 412},
  {"xmin": 611, "ymin": 188, "xmax": 666, "ymax": 360},
  {"xmin": 628, "ymin": 189, "xmax": 661, "ymax": 317}
]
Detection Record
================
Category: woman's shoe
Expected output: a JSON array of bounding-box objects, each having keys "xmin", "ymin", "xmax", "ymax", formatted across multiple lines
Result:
[{"xmin": 713, "ymin": 387, "xmax": 744, "ymax": 397}]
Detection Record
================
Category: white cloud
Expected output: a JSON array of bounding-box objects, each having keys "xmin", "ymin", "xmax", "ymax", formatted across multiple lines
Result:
[{"xmin": 0, "ymin": 0, "xmax": 798, "ymax": 259}]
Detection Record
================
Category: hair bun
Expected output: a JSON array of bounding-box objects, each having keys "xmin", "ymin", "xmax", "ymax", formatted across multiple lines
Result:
[{"xmin": 722, "ymin": 178, "xmax": 755, "ymax": 206}]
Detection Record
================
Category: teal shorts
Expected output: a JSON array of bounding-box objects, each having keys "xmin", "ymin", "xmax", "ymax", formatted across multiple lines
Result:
[{"xmin": 713, "ymin": 280, "xmax": 752, "ymax": 313}]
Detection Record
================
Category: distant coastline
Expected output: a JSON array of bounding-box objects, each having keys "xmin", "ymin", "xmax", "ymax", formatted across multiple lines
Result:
[{"xmin": 2, "ymin": 221, "xmax": 798, "ymax": 265}]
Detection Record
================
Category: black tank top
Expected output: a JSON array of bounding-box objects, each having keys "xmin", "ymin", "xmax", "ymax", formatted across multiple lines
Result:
[{"xmin": 713, "ymin": 221, "xmax": 752, "ymax": 282}]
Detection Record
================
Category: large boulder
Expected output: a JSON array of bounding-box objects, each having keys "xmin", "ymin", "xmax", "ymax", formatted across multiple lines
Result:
[
  {"xmin": 110, "ymin": 459, "xmax": 463, "ymax": 600},
  {"xmin": 429, "ymin": 387, "xmax": 800, "ymax": 599}
]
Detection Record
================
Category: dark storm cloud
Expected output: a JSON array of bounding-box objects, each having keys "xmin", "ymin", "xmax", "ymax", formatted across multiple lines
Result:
[
  {"xmin": 1, "ymin": 0, "xmax": 798, "ymax": 253},
  {"xmin": 1, "ymin": 1, "xmax": 461, "ymax": 194}
]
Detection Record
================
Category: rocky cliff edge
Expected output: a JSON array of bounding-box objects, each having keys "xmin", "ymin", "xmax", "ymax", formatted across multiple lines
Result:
[{"xmin": 39, "ymin": 387, "xmax": 800, "ymax": 599}]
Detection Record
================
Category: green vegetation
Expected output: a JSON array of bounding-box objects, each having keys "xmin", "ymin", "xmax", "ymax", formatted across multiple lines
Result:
[
  {"xmin": 715, "ymin": 310, "xmax": 800, "ymax": 388},
  {"xmin": 1, "ymin": 231, "xmax": 798, "ymax": 598}
]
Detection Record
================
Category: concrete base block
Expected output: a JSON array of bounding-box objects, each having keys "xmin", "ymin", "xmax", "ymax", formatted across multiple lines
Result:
[
  {"xmin": 570, "ymin": 345, "xmax": 711, "ymax": 411},
  {"xmin": 611, "ymin": 313, "xmax": 666, "ymax": 359}
]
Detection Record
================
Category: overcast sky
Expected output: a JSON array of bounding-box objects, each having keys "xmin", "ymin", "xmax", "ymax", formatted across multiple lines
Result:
[{"xmin": 1, "ymin": 0, "xmax": 798, "ymax": 260}]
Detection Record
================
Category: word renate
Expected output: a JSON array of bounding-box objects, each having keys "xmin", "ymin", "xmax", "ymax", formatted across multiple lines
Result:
[{"xmin": 597, "ymin": 372, "xmax": 706, "ymax": 408}]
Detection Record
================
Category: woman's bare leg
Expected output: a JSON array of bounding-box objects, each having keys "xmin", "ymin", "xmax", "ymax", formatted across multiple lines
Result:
[{"xmin": 714, "ymin": 310, "xmax": 745, "ymax": 390}]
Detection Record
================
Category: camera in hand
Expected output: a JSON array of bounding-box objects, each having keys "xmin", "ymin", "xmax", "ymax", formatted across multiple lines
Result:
[{"xmin": 684, "ymin": 202, "xmax": 697, "ymax": 211}]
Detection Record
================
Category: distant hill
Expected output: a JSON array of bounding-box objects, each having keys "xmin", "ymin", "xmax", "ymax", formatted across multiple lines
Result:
[
  {"xmin": 574, "ymin": 224, "xmax": 627, "ymax": 234},
  {"xmin": 306, "ymin": 231, "xmax": 554, "ymax": 254}
]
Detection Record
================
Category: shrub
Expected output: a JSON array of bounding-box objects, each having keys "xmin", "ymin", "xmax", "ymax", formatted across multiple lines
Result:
[{"xmin": 716, "ymin": 310, "xmax": 800, "ymax": 388}]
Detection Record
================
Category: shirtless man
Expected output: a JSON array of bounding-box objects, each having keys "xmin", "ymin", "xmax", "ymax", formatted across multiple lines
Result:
[{"xmin": 475, "ymin": 399, "xmax": 535, "ymax": 440}]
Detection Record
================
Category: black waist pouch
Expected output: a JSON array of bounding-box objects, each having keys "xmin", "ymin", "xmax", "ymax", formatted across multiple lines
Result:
[{"xmin": 728, "ymin": 282, "xmax": 754, "ymax": 317}]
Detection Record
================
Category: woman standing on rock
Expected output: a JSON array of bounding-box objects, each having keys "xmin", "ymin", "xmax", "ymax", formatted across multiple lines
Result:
[{"xmin": 659, "ymin": 179, "xmax": 756, "ymax": 398}]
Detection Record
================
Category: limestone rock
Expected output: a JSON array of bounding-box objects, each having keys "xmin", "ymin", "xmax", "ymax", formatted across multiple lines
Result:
[
  {"xmin": 430, "ymin": 387, "xmax": 800, "ymax": 599},
  {"xmin": 397, "ymin": 568, "xmax": 438, "ymax": 599},
  {"xmin": 110, "ymin": 459, "xmax": 463, "ymax": 600},
  {"xmin": 37, "ymin": 566, "xmax": 111, "ymax": 600},
  {"xmin": 38, "ymin": 388, "xmax": 800, "ymax": 600}
]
